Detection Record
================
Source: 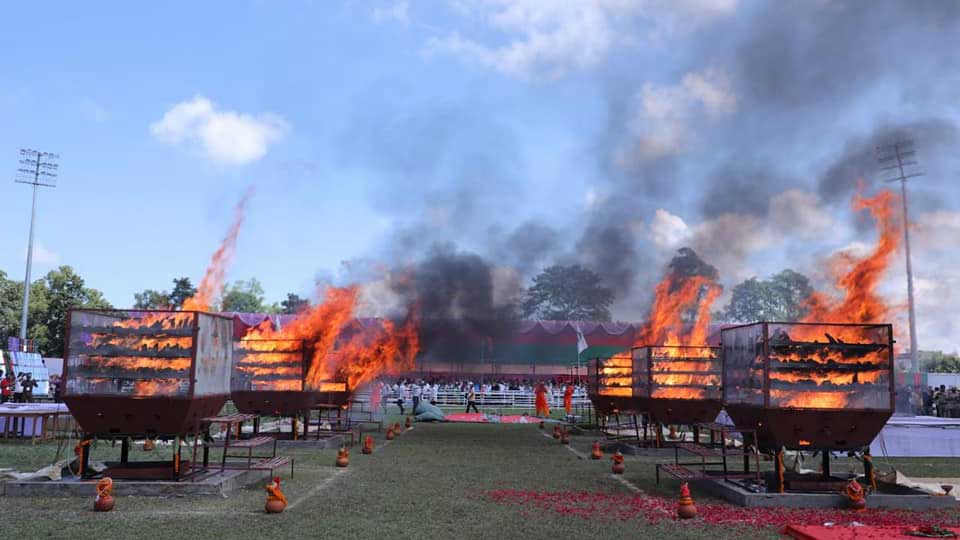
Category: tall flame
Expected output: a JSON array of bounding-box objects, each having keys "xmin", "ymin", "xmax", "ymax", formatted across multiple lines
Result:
[
  {"xmin": 761, "ymin": 188, "xmax": 901, "ymax": 410},
  {"xmin": 635, "ymin": 275, "xmax": 721, "ymax": 348},
  {"xmin": 182, "ymin": 188, "xmax": 253, "ymax": 312},
  {"xmin": 802, "ymin": 188, "xmax": 901, "ymax": 331},
  {"xmin": 239, "ymin": 285, "xmax": 419, "ymax": 393}
]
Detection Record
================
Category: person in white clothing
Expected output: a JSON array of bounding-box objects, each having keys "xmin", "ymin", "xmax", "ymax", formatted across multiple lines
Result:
[{"xmin": 411, "ymin": 381, "xmax": 423, "ymax": 415}]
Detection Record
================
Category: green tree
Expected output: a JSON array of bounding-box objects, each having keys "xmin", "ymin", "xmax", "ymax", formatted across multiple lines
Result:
[
  {"xmin": 220, "ymin": 278, "xmax": 266, "ymax": 313},
  {"xmin": 132, "ymin": 277, "xmax": 197, "ymax": 310},
  {"xmin": 721, "ymin": 269, "xmax": 814, "ymax": 323},
  {"xmin": 0, "ymin": 271, "xmax": 49, "ymax": 350},
  {"xmin": 521, "ymin": 265, "xmax": 614, "ymax": 321},
  {"xmin": 168, "ymin": 277, "xmax": 196, "ymax": 309},
  {"xmin": 280, "ymin": 293, "xmax": 309, "ymax": 314},
  {"xmin": 925, "ymin": 351, "xmax": 960, "ymax": 373},
  {"xmin": 133, "ymin": 289, "xmax": 170, "ymax": 309},
  {"xmin": 1, "ymin": 267, "xmax": 110, "ymax": 356},
  {"xmin": 39, "ymin": 266, "xmax": 111, "ymax": 357}
]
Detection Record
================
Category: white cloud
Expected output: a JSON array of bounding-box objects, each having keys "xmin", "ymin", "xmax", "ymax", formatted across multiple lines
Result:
[
  {"xmin": 649, "ymin": 208, "xmax": 691, "ymax": 249},
  {"xmin": 624, "ymin": 68, "xmax": 737, "ymax": 161},
  {"xmin": 22, "ymin": 241, "xmax": 60, "ymax": 266},
  {"xmin": 429, "ymin": 0, "xmax": 738, "ymax": 80},
  {"xmin": 371, "ymin": 1, "xmax": 410, "ymax": 24},
  {"xmin": 150, "ymin": 96, "xmax": 289, "ymax": 166}
]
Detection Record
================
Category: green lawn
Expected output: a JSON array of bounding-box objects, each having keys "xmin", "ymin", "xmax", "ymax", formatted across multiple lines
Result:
[{"xmin": 0, "ymin": 418, "xmax": 957, "ymax": 540}]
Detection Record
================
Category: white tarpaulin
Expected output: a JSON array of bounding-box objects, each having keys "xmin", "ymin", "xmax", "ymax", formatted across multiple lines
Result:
[{"xmin": 870, "ymin": 415, "xmax": 960, "ymax": 457}]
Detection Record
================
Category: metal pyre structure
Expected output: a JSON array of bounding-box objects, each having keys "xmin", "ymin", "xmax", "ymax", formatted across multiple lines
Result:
[
  {"xmin": 231, "ymin": 338, "xmax": 316, "ymax": 436},
  {"xmin": 721, "ymin": 319, "xmax": 894, "ymax": 483},
  {"xmin": 632, "ymin": 345, "xmax": 722, "ymax": 427},
  {"xmin": 64, "ymin": 309, "xmax": 234, "ymax": 479},
  {"xmin": 587, "ymin": 352, "xmax": 639, "ymax": 415}
]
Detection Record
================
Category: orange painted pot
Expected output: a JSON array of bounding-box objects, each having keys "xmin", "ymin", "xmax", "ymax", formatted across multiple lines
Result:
[{"xmin": 94, "ymin": 495, "xmax": 114, "ymax": 512}]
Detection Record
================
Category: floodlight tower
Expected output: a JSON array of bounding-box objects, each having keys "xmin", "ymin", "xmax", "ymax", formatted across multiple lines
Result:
[
  {"xmin": 877, "ymin": 140, "xmax": 922, "ymax": 375},
  {"xmin": 15, "ymin": 149, "xmax": 59, "ymax": 342}
]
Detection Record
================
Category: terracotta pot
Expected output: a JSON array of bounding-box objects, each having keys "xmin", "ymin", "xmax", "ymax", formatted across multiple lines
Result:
[
  {"xmin": 552, "ymin": 427, "xmax": 561, "ymax": 439},
  {"xmin": 386, "ymin": 428, "xmax": 395, "ymax": 440},
  {"xmin": 335, "ymin": 449, "xmax": 349, "ymax": 468},
  {"xmin": 405, "ymin": 417, "xmax": 412, "ymax": 429},
  {"xmin": 847, "ymin": 498, "xmax": 866, "ymax": 511},
  {"xmin": 265, "ymin": 499, "xmax": 286, "ymax": 514},
  {"xmin": 94, "ymin": 495, "xmax": 114, "ymax": 512},
  {"xmin": 677, "ymin": 500, "xmax": 697, "ymax": 519},
  {"xmin": 394, "ymin": 422, "xmax": 402, "ymax": 434},
  {"xmin": 591, "ymin": 442, "xmax": 602, "ymax": 460},
  {"xmin": 612, "ymin": 462, "xmax": 625, "ymax": 475},
  {"xmin": 560, "ymin": 431, "xmax": 570, "ymax": 444}
]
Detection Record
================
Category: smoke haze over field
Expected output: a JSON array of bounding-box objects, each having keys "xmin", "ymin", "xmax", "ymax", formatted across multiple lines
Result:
[
  {"xmin": 335, "ymin": 0, "xmax": 960, "ymax": 351},
  {"xmin": 3, "ymin": 1, "xmax": 959, "ymax": 352}
]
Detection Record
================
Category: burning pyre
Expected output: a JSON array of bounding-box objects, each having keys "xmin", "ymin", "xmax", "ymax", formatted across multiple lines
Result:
[
  {"xmin": 718, "ymin": 188, "xmax": 900, "ymax": 450},
  {"xmin": 238, "ymin": 286, "xmax": 420, "ymax": 404},
  {"xmin": 588, "ymin": 352, "xmax": 636, "ymax": 414},
  {"xmin": 631, "ymin": 249, "xmax": 723, "ymax": 407},
  {"xmin": 64, "ymin": 309, "xmax": 234, "ymax": 436}
]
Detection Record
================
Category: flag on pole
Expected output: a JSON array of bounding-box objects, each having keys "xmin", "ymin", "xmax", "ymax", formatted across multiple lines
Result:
[
  {"xmin": 575, "ymin": 323, "xmax": 588, "ymax": 356},
  {"xmin": 574, "ymin": 322, "xmax": 588, "ymax": 386}
]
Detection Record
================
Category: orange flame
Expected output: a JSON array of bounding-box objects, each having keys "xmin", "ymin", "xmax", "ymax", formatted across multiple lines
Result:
[
  {"xmin": 770, "ymin": 390, "xmax": 850, "ymax": 409},
  {"xmin": 800, "ymin": 188, "xmax": 901, "ymax": 339},
  {"xmin": 629, "ymin": 255, "xmax": 722, "ymax": 401},
  {"xmin": 762, "ymin": 188, "xmax": 900, "ymax": 410},
  {"xmin": 182, "ymin": 188, "xmax": 253, "ymax": 312},
  {"xmin": 598, "ymin": 353, "xmax": 633, "ymax": 397},
  {"xmin": 636, "ymin": 275, "xmax": 721, "ymax": 348},
  {"xmin": 239, "ymin": 286, "xmax": 420, "ymax": 393}
]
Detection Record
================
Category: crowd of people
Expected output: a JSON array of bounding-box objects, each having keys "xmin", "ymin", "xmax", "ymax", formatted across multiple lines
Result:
[
  {"xmin": 0, "ymin": 370, "xmax": 40, "ymax": 403},
  {"xmin": 0, "ymin": 370, "xmax": 61, "ymax": 404},
  {"xmin": 922, "ymin": 385, "xmax": 960, "ymax": 417},
  {"xmin": 373, "ymin": 378, "xmax": 587, "ymax": 417}
]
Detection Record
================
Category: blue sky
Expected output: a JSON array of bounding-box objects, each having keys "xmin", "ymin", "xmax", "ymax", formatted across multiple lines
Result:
[
  {"xmin": 2, "ymin": 1, "xmax": 959, "ymax": 350},
  {"xmin": 0, "ymin": 1, "xmax": 601, "ymax": 302}
]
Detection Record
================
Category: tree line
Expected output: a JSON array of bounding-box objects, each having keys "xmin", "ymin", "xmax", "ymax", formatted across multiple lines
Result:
[
  {"xmin": 519, "ymin": 263, "xmax": 816, "ymax": 325},
  {"xmin": 0, "ymin": 266, "xmax": 111, "ymax": 357},
  {"xmin": 3, "ymin": 255, "xmax": 913, "ymax": 366},
  {"xmin": 133, "ymin": 277, "xmax": 309, "ymax": 315}
]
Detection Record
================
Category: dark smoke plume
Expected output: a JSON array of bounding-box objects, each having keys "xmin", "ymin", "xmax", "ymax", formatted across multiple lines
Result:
[
  {"xmin": 389, "ymin": 245, "xmax": 519, "ymax": 361},
  {"xmin": 819, "ymin": 119, "xmax": 960, "ymax": 208},
  {"xmin": 700, "ymin": 159, "xmax": 791, "ymax": 219}
]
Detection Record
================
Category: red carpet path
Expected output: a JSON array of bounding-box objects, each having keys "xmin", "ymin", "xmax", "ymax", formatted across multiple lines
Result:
[
  {"xmin": 443, "ymin": 413, "xmax": 539, "ymax": 424},
  {"xmin": 784, "ymin": 525, "xmax": 960, "ymax": 539}
]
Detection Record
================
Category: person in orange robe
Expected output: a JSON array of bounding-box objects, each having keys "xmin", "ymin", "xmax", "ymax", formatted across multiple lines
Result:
[
  {"xmin": 535, "ymin": 382, "xmax": 550, "ymax": 418},
  {"xmin": 563, "ymin": 384, "xmax": 574, "ymax": 416}
]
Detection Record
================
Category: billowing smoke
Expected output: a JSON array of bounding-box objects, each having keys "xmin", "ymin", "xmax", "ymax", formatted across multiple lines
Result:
[
  {"xmin": 819, "ymin": 119, "xmax": 960, "ymax": 209},
  {"xmin": 700, "ymin": 159, "xmax": 791, "ymax": 220},
  {"xmin": 385, "ymin": 246, "xmax": 520, "ymax": 361},
  {"xmin": 332, "ymin": 0, "xmax": 960, "ymax": 337}
]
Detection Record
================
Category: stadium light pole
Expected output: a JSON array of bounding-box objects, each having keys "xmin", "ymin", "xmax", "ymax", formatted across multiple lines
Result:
[
  {"xmin": 877, "ymin": 140, "xmax": 922, "ymax": 376},
  {"xmin": 15, "ymin": 149, "xmax": 59, "ymax": 343}
]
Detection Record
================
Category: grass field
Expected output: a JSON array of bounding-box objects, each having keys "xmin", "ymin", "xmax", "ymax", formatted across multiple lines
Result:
[{"xmin": 1, "ymin": 415, "xmax": 957, "ymax": 540}]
